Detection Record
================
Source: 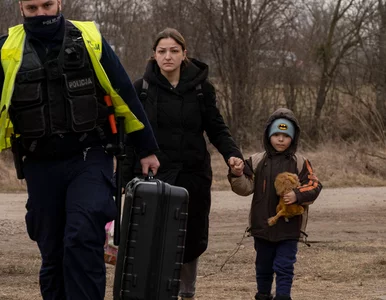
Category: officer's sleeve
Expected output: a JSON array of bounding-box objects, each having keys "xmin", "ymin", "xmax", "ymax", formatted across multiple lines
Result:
[
  {"xmin": 0, "ymin": 58, "xmax": 4, "ymax": 95},
  {"xmin": 0, "ymin": 36, "xmax": 7, "ymax": 95},
  {"xmin": 100, "ymin": 37, "xmax": 159, "ymax": 159}
]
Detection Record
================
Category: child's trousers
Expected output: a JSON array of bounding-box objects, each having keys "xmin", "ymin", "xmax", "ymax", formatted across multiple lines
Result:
[{"xmin": 254, "ymin": 238, "xmax": 298, "ymax": 297}]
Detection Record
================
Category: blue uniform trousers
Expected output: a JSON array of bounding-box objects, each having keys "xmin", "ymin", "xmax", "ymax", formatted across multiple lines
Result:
[
  {"xmin": 254, "ymin": 238, "xmax": 298, "ymax": 297},
  {"xmin": 23, "ymin": 147, "xmax": 117, "ymax": 300}
]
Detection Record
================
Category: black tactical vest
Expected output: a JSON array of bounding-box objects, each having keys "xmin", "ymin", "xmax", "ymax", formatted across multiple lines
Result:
[{"xmin": 8, "ymin": 21, "xmax": 108, "ymax": 140}]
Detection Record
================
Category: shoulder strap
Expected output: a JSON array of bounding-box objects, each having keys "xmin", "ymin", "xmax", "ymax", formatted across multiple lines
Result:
[
  {"xmin": 140, "ymin": 79, "xmax": 205, "ymax": 114},
  {"xmin": 195, "ymin": 83, "xmax": 206, "ymax": 114},
  {"xmin": 294, "ymin": 153, "xmax": 305, "ymax": 175},
  {"xmin": 244, "ymin": 152, "xmax": 266, "ymax": 177},
  {"xmin": 294, "ymin": 153, "xmax": 311, "ymax": 246},
  {"xmin": 139, "ymin": 78, "xmax": 149, "ymax": 101},
  {"xmin": 138, "ymin": 78, "xmax": 158, "ymax": 132},
  {"xmin": 196, "ymin": 83, "xmax": 203, "ymax": 98}
]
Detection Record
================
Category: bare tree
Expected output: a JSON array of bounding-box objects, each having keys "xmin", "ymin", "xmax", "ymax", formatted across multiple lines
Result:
[
  {"xmin": 196, "ymin": 0, "xmax": 295, "ymax": 146},
  {"xmin": 301, "ymin": 0, "xmax": 374, "ymax": 138},
  {"xmin": 1, "ymin": 0, "xmax": 383, "ymax": 145},
  {"xmin": 374, "ymin": 0, "xmax": 386, "ymax": 124}
]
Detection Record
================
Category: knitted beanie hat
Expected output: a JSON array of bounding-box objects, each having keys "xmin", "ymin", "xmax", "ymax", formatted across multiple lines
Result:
[{"xmin": 268, "ymin": 118, "xmax": 295, "ymax": 139}]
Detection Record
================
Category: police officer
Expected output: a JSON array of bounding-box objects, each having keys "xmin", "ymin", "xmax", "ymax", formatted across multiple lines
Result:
[{"xmin": 0, "ymin": 0, "xmax": 160, "ymax": 299}]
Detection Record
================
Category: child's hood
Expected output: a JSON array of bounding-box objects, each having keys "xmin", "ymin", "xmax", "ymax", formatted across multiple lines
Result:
[{"xmin": 263, "ymin": 108, "xmax": 301, "ymax": 155}]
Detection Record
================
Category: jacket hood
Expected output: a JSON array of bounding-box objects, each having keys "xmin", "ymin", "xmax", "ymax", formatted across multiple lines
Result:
[
  {"xmin": 263, "ymin": 108, "xmax": 300, "ymax": 156},
  {"xmin": 143, "ymin": 58, "xmax": 209, "ymax": 93}
]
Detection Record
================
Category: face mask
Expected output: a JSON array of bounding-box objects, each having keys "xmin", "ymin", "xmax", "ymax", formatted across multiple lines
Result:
[{"xmin": 23, "ymin": 13, "xmax": 63, "ymax": 40}]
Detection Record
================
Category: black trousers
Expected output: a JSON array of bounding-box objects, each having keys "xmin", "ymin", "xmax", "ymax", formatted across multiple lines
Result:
[{"xmin": 24, "ymin": 147, "xmax": 116, "ymax": 300}]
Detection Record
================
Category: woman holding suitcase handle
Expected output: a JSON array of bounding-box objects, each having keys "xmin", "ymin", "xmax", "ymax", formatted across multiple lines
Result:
[{"xmin": 123, "ymin": 28, "xmax": 243, "ymax": 299}]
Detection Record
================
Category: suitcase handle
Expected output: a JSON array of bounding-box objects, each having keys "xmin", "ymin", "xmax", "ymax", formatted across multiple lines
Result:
[{"xmin": 146, "ymin": 170, "xmax": 155, "ymax": 180}]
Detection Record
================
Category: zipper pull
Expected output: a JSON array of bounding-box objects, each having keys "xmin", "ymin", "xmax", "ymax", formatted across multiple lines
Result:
[{"xmin": 83, "ymin": 147, "xmax": 91, "ymax": 161}]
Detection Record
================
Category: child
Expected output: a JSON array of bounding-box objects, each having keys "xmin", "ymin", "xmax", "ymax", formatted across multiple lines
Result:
[{"xmin": 228, "ymin": 108, "xmax": 322, "ymax": 300}]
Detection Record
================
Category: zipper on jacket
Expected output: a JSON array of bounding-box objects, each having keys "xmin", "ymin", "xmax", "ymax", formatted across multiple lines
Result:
[
  {"xmin": 267, "ymin": 160, "xmax": 274, "ymax": 241},
  {"xmin": 263, "ymin": 161, "xmax": 268, "ymax": 195}
]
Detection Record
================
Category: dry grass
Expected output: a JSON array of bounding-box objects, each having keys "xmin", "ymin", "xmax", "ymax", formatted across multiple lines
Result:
[{"xmin": 210, "ymin": 141, "xmax": 386, "ymax": 190}]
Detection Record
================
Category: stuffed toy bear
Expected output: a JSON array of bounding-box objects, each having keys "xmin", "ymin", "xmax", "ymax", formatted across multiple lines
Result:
[{"xmin": 268, "ymin": 172, "xmax": 304, "ymax": 226}]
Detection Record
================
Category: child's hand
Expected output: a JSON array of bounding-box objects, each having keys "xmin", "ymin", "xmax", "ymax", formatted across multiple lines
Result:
[
  {"xmin": 283, "ymin": 190, "xmax": 297, "ymax": 205},
  {"xmin": 228, "ymin": 157, "xmax": 244, "ymax": 177}
]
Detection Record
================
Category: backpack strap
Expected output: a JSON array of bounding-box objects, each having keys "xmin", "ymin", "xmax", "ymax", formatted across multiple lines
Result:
[
  {"xmin": 137, "ymin": 78, "xmax": 158, "ymax": 134},
  {"xmin": 294, "ymin": 153, "xmax": 305, "ymax": 175},
  {"xmin": 195, "ymin": 83, "xmax": 203, "ymax": 97},
  {"xmin": 196, "ymin": 84, "xmax": 203, "ymax": 98},
  {"xmin": 139, "ymin": 79, "xmax": 149, "ymax": 101},
  {"xmin": 140, "ymin": 79, "xmax": 206, "ymax": 115},
  {"xmin": 196, "ymin": 83, "xmax": 206, "ymax": 114},
  {"xmin": 294, "ymin": 153, "xmax": 311, "ymax": 246}
]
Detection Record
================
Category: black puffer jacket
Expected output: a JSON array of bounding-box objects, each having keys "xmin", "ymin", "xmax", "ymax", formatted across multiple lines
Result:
[{"xmin": 123, "ymin": 58, "xmax": 243, "ymax": 262}]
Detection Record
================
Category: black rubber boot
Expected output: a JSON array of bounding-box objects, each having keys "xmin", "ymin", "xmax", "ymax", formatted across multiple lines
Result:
[{"xmin": 255, "ymin": 293, "xmax": 273, "ymax": 300}]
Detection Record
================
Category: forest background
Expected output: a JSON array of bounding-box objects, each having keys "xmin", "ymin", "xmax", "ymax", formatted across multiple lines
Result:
[
  {"xmin": 1, "ymin": 0, "xmax": 386, "ymax": 190},
  {"xmin": 2, "ymin": 2, "xmax": 386, "ymax": 299}
]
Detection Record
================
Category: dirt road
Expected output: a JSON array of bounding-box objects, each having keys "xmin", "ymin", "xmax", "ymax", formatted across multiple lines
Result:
[{"xmin": 1, "ymin": 187, "xmax": 386, "ymax": 299}]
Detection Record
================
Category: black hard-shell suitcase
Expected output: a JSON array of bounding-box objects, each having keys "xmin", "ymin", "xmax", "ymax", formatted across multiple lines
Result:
[{"xmin": 113, "ymin": 175, "xmax": 189, "ymax": 300}]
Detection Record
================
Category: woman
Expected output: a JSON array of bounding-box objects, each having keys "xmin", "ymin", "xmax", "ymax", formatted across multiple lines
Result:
[{"xmin": 124, "ymin": 28, "xmax": 243, "ymax": 300}]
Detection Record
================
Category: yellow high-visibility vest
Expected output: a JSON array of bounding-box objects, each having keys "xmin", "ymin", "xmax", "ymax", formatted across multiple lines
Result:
[{"xmin": 0, "ymin": 20, "xmax": 144, "ymax": 152}]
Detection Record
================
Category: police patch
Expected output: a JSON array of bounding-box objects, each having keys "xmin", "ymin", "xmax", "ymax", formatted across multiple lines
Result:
[{"xmin": 68, "ymin": 77, "xmax": 93, "ymax": 90}]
